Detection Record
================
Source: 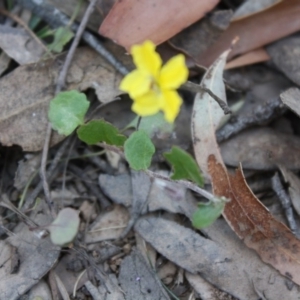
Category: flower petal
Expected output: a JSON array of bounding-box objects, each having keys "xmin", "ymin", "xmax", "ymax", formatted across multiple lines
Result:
[
  {"xmin": 159, "ymin": 54, "xmax": 188, "ymax": 90},
  {"xmin": 119, "ymin": 69, "xmax": 151, "ymax": 98},
  {"xmin": 160, "ymin": 90, "xmax": 182, "ymax": 123},
  {"xmin": 132, "ymin": 91, "xmax": 162, "ymax": 117},
  {"xmin": 131, "ymin": 40, "xmax": 162, "ymax": 77}
]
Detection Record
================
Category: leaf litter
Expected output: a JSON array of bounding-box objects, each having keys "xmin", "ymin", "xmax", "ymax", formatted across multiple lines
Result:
[{"xmin": 4, "ymin": 1, "xmax": 300, "ymax": 299}]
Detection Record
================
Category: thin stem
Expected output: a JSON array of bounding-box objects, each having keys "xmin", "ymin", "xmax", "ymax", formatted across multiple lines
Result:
[
  {"xmin": 145, "ymin": 170, "xmax": 217, "ymax": 202},
  {"xmin": 40, "ymin": 0, "xmax": 98, "ymax": 217}
]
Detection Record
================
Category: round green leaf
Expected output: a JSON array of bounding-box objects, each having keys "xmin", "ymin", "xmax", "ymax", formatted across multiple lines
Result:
[
  {"xmin": 192, "ymin": 200, "xmax": 225, "ymax": 229},
  {"xmin": 48, "ymin": 90, "xmax": 90, "ymax": 136},
  {"xmin": 124, "ymin": 130, "xmax": 155, "ymax": 170},
  {"xmin": 48, "ymin": 208, "xmax": 80, "ymax": 246},
  {"xmin": 77, "ymin": 120, "xmax": 127, "ymax": 146}
]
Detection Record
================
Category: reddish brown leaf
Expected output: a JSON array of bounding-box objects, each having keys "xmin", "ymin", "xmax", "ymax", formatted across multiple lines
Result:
[
  {"xmin": 208, "ymin": 155, "xmax": 300, "ymax": 285},
  {"xmin": 99, "ymin": 0, "xmax": 219, "ymax": 50},
  {"xmin": 197, "ymin": 0, "xmax": 300, "ymax": 67}
]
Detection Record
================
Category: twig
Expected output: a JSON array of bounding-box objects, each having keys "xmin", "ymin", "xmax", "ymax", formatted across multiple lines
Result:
[
  {"xmin": 68, "ymin": 164, "xmax": 111, "ymax": 209},
  {"xmin": 40, "ymin": 123, "xmax": 55, "ymax": 217},
  {"xmin": 74, "ymin": 247, "xmax": 110, "ymax": 292},
  {"xmin": 145, "ymin": 170, "xmax": 221, "ymax": 203},
  {"xmin": 216, "ymin": 97, "xmax": 285, "ymax": 143},
  {"xmin": 55, "ymin": 0, "xmax": 98, "ymax": 92},
  {"xmin": 40, "ymin": 0, "xmax": 98, "ymax": 218},
  {"xmin": 182, "ymin": 81, "xmax": 232, "ymax": 115},
  {"xmin": 271, "ymin": 172, "xmax": 300, "ymax": 237},
  {"xmin": 24, "ymin": 138, "xmax": 71, "ymax": 210},
  {"xmin": 16, "ymin": 0, "xmax": 129, "ymax": 75}
]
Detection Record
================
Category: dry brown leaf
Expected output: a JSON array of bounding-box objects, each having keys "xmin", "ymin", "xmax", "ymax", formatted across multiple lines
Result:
[
  {"xmin": 267, "ymin": 36, "xmax": 300, "ymax": 86},
  {"xmin": 0, "ymin": 25, "xmax": 44, "ymax": 64},
  {"xmin": 220, "ymin": 128, "xmax": 300, "ymax": 170},
  {"xmin": 99, "ymin": 0, "xmax": 219, "ymax": 50},
  {"xmin": 192, "ymin": 48, "xmax": 300, "ymax": 286},
  {"xmin": 280, "ymin": 87, "xmax": 300, "ymax": 116},
  {"xmin": 85, "ymin": 204, "xmax": 129, "ymax": 244},
  {"xmin": 0, "ymin": 211, "xmax": 60, "ymax": 299},
  {"xmin": 0, "ymin": 51, "xmax": 10, "ymax": 76},
  {"xmin": 119, "ymin": 250, "xmax": 170, "ymax": 300},
  {"xmin": 27, "ymin": 280, "xmax": 52, "ymax": 300},
  {"xmin": 209, "ymin": 157, "xmax": 300, "ymax": 286},
  {"xmin": 0, "ymin": 47, "xmax": 122, "ymax": 151},
  {"xmin": 197, "ymin": 0, "xmax": 300, "ymax": 67},
  {"xmin": 232, "ymin": 0, "xmax": 282, "ymax": 21},
  {"xmin": 225, "ymin": 48, "xmax": 270, "ymax": 69}
]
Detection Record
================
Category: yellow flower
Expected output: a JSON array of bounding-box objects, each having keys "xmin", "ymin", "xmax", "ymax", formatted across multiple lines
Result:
[{"xmin": 119, "ymin": 40, "xmax": 188, "ymax": 123}]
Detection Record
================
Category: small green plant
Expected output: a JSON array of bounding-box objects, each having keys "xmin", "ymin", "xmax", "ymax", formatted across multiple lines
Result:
[{"xmin": 48, "ymin": 41, "xmax": 226, "ymax": 243}]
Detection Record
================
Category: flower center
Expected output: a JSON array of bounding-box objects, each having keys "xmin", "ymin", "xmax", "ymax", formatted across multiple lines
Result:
[{"xmin": 150, "ymin": 78, "xmax": 161, "ymax": 95}]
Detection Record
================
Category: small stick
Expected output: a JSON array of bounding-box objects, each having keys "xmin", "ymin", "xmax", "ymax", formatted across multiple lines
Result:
[
  {"xmin": 55, "ymin": 0, "xmax": 98, "ymax": 93},
  {"xmin": 24, "ymin": 138, "xmax": 70, "ymax": 210},
  {"xmin": 40, "ymin": 123, "xmax": 54, "ymax": 216},
  {"xmin": 145, "ymin": 170, "xmax": 221, "ymax": 203},
  {"xmin": 182, "ymin": 81, "xmax": 232, "ymax": 115},
  {"xmin": 40, "ymin": 0, "xmax": 98, "ymax": 217},
  {"xmin": 271, "ymin": 172, "xmax": 300, "ymax": 237}
]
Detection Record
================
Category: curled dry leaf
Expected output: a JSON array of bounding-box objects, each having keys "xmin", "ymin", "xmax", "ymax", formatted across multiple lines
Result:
[
  {"xmin": 0, "ymin": 47, "xmax": 122, "ymax": 151},
  {"xmin": 99, "ymin": 0, "xmax": 219, "ymax": 50},
  {"xmin": 192, "ymin": 48, "xmax": 300, "ymax": 285}
]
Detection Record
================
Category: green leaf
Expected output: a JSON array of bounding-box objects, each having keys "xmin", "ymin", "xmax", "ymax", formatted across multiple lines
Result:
[
  {"xmin": 49, "ymin": 90, "xmax": 90, "ymax": 136},
  {"xmin": 164, "ymin": 146, "xmax": 204, "ymax": 187},
  {"xmin": 126, "ymin": 112, "xmax": 174, "ymax": 137},
  {"xmin": 77, "ymin": 120, "xmax": 127, "ymax": 146},
  {"xmin": 192, "ymin": 200, "xmax": 225, "ymax": 229},
  {"xmin": 124, "ymin": 130, "xmax": 155, "ymax": 170},
  {"xmin": 48, "ymin": 208, "xmax": 80, "ymax": 246},
  {"xmin": 48, "ymin": 27, "xmax": 74, "ymax": 53}
]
